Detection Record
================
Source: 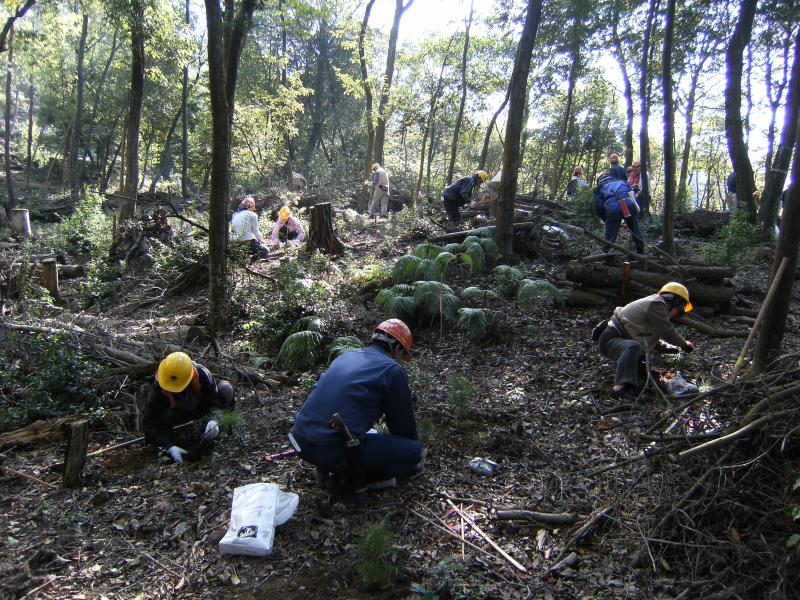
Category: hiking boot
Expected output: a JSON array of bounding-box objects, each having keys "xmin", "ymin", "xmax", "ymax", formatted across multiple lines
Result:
[{"xmin": 609, "ymin": 385, "xmax": 636, "ymax": 401}]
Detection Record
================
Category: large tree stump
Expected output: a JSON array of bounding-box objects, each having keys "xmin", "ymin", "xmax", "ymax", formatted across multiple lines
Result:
[
  {"xmin": 306, "ymin": 202, "xmax": 344, "ymax": 255},
  {"xmin": 62, "ymin": 420, "xmax": 89, "ymax": 488},
  {"xmin": 41, "ymin": 258, "xmax": 60, "ymax": 300},
  {"xmin": 11, "ymin": 208, "xmax": 31, "ymax": 236}
]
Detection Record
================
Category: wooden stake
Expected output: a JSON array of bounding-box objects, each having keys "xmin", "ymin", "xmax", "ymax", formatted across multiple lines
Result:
[
  {"xmin": 11, "ymin": 208, "xmax": 31, "ymax": 236},
  {"xmin": 62, "ymin": 420, "xmax": 89, "ymax": 487},
  {"xmin": 41, "ymin": 258, "xmax": 60, "ymax": 300},
  {"xmin": 730, "ymin": 257, "xmax": 789, "ymax": 382}
]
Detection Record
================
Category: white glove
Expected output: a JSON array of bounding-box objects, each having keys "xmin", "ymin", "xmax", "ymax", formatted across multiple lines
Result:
[
  {"xmin": 167, "ymin": 446, "xmax": 187, "ymax": 464},
  {"xmin": 203, "ymin": 420, "xmax": 219, "ymax": 441}
]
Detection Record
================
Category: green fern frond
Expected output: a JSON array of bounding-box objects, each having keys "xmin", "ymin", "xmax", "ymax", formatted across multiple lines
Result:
[
  {"xmin": 411, "ymin": 242, "xmax": 442, "ymax": 260},
  {"xmin": 291, "ymin": 316, "xmax": 326, "ymax": 333},
  {"xmin": 443, "ymin": 242, "xmax": 465, "ymax": 254},
  {"xmin": 326, "ymin": 336, "xmax": 364, "ymax": 363},
  {"xmin": 375, "ymin": 288, "xmax": 397, "ymax": 307},
  {"xmin": 392, "ymin": 255, "xmax": 423, "ymax": 284},
  {"xmin": 383, "ymin": 295, "xmax": 418, "ymax": 321},
  {"xmin": 414, "ymin": 259, "xmax": 444, "ymax": 282},
  {"xmin": 463, "ymin": 235, "xmax": 482, "ymax": 246},
  {"xmin": 461, "ymin": 286, "xmax": 501, "ymax": 303},
  {"xmin": 413, "ymin": 280, "xmax": 455, "ymax": 299},
  {"xmin": 414, "ymin": 281, "xmax": 460, "ymax": 323},
  {"xmin": 390, "ymin": 284, "xmax": 415, "ymax": 296},
  {"xmin": 277, "ymin": 331, "xmax": 323, "ymax": 370},
  {"xmin": 493, "ymin": 264, "xmax": 523, "ymax": 297},
  {"xmin": 517, "ymin": 278, "xmax": 565, "ymax": 310},
  {"xmin": 459, "ymin": 243, "xmax": 485, "ymax": 272},
  {"xmin": 457, "ymin": 307, "xmax": 491, "ymax": 341},
  {"xmin": 473, "ymin": 226, "xmax": 496, "ymax": 238},
  {"xmin": 478, "ymin": 237, "xmax": 500, "ymax": 259},
  {"xmin": 434, "ymin": 251, "xmax": 456, "ymax": 268}
]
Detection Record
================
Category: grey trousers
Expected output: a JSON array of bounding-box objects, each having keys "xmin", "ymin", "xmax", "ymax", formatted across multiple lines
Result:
[
  {"xmin": 598, "ymin": 326, "xmax": 643, "ymax": 387},
  {"xmin": 368, "ymin": 187, "xmax": 390, "ymax": 217}
]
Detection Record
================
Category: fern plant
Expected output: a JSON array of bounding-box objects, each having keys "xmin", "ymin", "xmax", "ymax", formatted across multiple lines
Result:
[
  {"xmin": 494, "ymin": 265, "xmax": 523, "ymax": 297},
  {"xmin": 434, "ymin": 251, "xmax": 456, "ymax": 269},
  {"xmin": 478, "ymin": 237, "xmax": 500, "ymax": 259},
  {"xmin": 291, "ymin": 316, "xmax": 326, "ymax": 333},
  {"xmin": 442, "ymin": 242, "xmax": 465, "ymax": 254},
  {"xmin": 414, "ymin": 280, "xmax": 461, "ymax": 323},
  {"xmin": 326, "ymin": 336, "xmax": 363, "ymax": 363},
  {"xmin": 472, "ymin": 226, "xmax": 496, "ymax": 238},
  {"xmin": 463, "ymin": 235, "xmax": 482, "ymax": 246},
  {"xmin": 459, "ymin": 242, "xmax": 485, "ymax": 272},
  {"xmin": 460, "ymin": 286, "xmax": 501, "ymax": 303},
  {"xmin": 276, "ymin": 330, "xmax": 323, "ymax": 370},
  {"xmin": 411, "ymin": 242, "xmax": 442, "ymax": 260},
  {"xmin": 457, "ymin": 307, "xmax": 491, "ymax": 342},
  {"xmin": 376, "ymin": 288, "xmax": 418, "ymax": 321},
  {"xmin": 414, "ymin": 259, "xmax": 443, "ymax": 282},
  {"xmin": 392, "ymin": 255, "xmax": 423, "ymax": 284},
  {"xmin": 517, "ymin": 278, "xmax": 565, "ymax": 310}
]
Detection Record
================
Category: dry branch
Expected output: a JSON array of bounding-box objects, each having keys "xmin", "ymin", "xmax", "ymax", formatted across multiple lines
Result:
[{"xmin": 494, "ymin": 510, "xmax": 577, "ymax": 526}]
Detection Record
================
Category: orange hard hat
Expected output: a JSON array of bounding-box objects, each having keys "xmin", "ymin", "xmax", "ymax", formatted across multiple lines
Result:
[{"xmin": 374, "ymin": 318, "xmax": 413, "ymax": 360}]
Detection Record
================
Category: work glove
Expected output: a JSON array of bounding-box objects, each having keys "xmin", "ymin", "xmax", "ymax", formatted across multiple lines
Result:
[
  {"xmin": 167, "ymin": 446, "xmax": 188, "ymax": 464},
  {"xmin": 363, "ymin": 180, "xmax": 371, "ymax": 186},
  {"xmin": 203, "ymin": 420, "xmax": 220, "ymax": 441},
  {"xmin": 683, "ymin": 340, "xmax": 695, "ymax": 353}
]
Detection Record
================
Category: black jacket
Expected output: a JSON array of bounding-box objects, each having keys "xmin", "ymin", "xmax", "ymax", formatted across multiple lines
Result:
[{"xmin": 443, "ymin": 175, "xmax": 479, "ymax": 207}]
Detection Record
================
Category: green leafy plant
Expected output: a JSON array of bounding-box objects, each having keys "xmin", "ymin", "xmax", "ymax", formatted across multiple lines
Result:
[
  {"xmin": 292, "ymin": 316, "xmax": 326, "ymax": 333},
  {"xmin": 457, "ymin": 307, "xmax": 492, "ymax": 342},
  {"xmin": 704, "ymin": 209, "xmax": 760, "ymax": 266},
  {"xmin": 414, "ymin": 281, "xmax": 461, "ymax": 324},
  {"xmin": 434, "ymin": 251, "xmax": 457, "ymax": 269},
  {"xmin": 472, "ymin": 226, "xmax": 496, "ymax": 238},
  {"xmin": 356, "ymin": 521, "xmax": 399, "ymax": 587},
  {"xmin": 412, "ymin": 242, "xmax": 443, "ymax": 260},
  {"xmin": 517, "ymin": 278, "xmax": 564, "ymax": 310},
  {"xmin": 326, "ymin": 336, "xmax": 363, "ymax": 363},
  {"xmin": 442, "ymin": 242, "xmax": 465, "ymax": 254},
  {"xmin": 459, "ymin": 242, "xmax": 485, "ymax": 272},
  {"xmin": 460, "ymin": 286, "xmax": 501, "ymax": 303},
  {"xmin": 414, "ymin": 259, "xmax": 444, "ymax": 282},
  {"xmin": 478, "ymin": 236, "xmax": 500, "ymax": 260},
  {"xmin": 392, "ymin": 255, "xmax": 424, "ymax": 284},
  {"xmin": 493, "ymin": 265, "xmax": 523, "ymax": 297},
  {"xmin": 376, "ymin": 287, "xmax": 419, "ymax": 321},
  {"xmin": 216, "ymin": 409, "xmax": 242, "ymax": 434},
  {"xmin": 447, "ymin": 374, "xmax": 476, "ymax": 420},
  {"xmin": 52, "ymin": 193, "xmax": 111, "ymax": 257},
  {"xmin": 417, "ymin": 418, "xmax": 435, "ymax": 445},
  {"xmin": 276, "ymin": 331, "xmax": 323, "ymax": 370},
  {"xmin": 411, "ymin": 557, "xmax": 468, "ymax": 599}
]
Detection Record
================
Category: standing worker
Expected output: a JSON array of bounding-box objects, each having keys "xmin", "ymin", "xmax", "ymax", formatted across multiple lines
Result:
[
  {"xmin": 143, "ymin": 352, "xmax": 235, "ymax": 463},
  {"xmin": 566, "ymin": 166, "xmax": 587, "ymax": 198},
  {"xmin": 366, "ymin": 163, "xmax": 391, "ymax": 219},
  {"xmin": 442, "ymin": 170, "xmax": 489, "ymax": 222},
  {"xmin": 290, "ymin": 319, "xmax": 424, "ymax": 492},
  {"xmin": 270, "ymin": 205, "xmax": 306, "ymax": 247},
  {"xmin": 230, "ymin": 196, "xmax": 271, "ymax": 258},
  {"xmin": 595, "ymin": 172, "xmax": 644, "ymax": 254},
  {"xmin": 596, "ymin": 283, "xmax": 695, "ymax": 400},
  {"xmin": 608, "ymin": 153, "xmax": 627, "ymax": 181}
]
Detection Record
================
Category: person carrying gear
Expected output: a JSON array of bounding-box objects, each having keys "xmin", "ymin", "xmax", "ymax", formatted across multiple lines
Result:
[
  {"xmin": 366, "ymin": 163, "xmax": 391, "ymax": 218},
  {"xmin": 270, "ymin": 205, "xmax": 306, "ymax": 247},
  {"xmin": 290, "ymin": 319, "xmax": 424, "ymax": 492},
  {"xmin": 442, "ymin": 170, "xmax": 489, "ymax": 222},
  {"xmin": 596, "ymin": 283, "xmax": 695, "ymax": 400},
  {"xmin": 143, "ymin": 352, "xmax": 235, "ymax": 463},
  {"xmin": 608, "ymin": 153, "xmax": 627, "ymax": 181},
  {"xmin": 566, "ymin": 166, "xmax": 586, "ymax": 198},
  {"xmin": 594, "ymin": 172, "xmax": 644, "ymax": 254},
  {"xmin": 230, "ymin": 196, "xmax": 271, "ymax": 258}
]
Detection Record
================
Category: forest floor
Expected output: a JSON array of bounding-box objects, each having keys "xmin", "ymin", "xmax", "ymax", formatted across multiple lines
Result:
[{"xmin": 1, "ymin": 193, "xmax": 799, "ymax": 599}]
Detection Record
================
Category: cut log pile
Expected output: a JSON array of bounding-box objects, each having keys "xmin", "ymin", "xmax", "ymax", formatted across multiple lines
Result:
[{"xmin": 674, "ymin": 209, "xmax": 730, "ymax": 237}]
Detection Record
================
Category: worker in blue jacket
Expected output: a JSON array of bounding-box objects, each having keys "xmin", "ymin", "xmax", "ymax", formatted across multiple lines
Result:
[
  {"xmin": 290, "ymin": 319, "xmax": 423, "ymax": 489},
  {"xmin": 595, "ymin": 172, "xmax": 644, "ymax": 254},
  {"xmin": 442, "ymin": 171, "xmax": 489, "ymax": 222}
]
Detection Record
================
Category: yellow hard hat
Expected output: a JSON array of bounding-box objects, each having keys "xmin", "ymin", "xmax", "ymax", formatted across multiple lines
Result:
[
  {"xmin": 476, "ymin": 170, "xmax": 489, "ymax": 182},
  {"xmin": 658, "ymin": 282, "xmax": 693, "ymax": 312},
  {"xmin": 278, "ymin": 206, "xmax": 291, "ymax": 221},
  {"xmin": 371, "ymin": 163, "xmax": 380, "ymax": 172},
  {"xmin": 157, "ymin": 352, "xmax": 194, "ymax": 393}
]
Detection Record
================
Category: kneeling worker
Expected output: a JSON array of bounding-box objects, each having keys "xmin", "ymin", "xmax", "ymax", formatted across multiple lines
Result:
[
  {"xmin": 270, "ymin": 205, "xmax": 306, "ymax": 247},
  {"xmin": 144, "ymin": 352, "xmax": 235, "ymax": 463},
  {"xmin": 230, "ymin": 196, "xmax": 271, "ymax": 258},
  {"xmin": 442, "ymin": 170, "xmax": 489, "ymax": 222},
  {"xmin": 290, "ymin": 319, "xmax": 423, "ymax": 491},
  {"xmin": 596, "ymin": 283, "xmax": 695, "ymax": 400}
]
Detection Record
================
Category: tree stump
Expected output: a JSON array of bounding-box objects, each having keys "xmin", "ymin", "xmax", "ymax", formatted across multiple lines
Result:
[
  {"xmin": 41, "ymin": 258, "xmax": 60, "ymax": 300},
  {"xmin": 62, "ymin": 420, "xmax": 89, "ymax": 488},
  {"xmin": 306, "ymin": 202, "xmax": 344, "ymax": 255},
  {"xmin": 11, "ymin": 208, "xmax": 31, "ymax": 236}
]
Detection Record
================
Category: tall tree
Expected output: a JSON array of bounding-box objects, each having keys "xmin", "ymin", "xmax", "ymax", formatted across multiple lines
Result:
[
  {"xmin": 357, "ymin": 0, "xmax": 376, "ymax": 210},
  {"xmin": 725, "ymin": 0, "xmax": 758, "ymax": 223},
  {"xmin": 496, "ymin": 0, "xmax": 543, "ymax": 256},
  {"xmin": 181, "ymin": 0, "xmax": 189, "ymax": 199},
  {"xmin": 372, "ymin": 0, "xmax": 413, "ymax": 165},
  {"xmin": 445, "ymin": 0, "xmax": 473, "ymax": 185},
  {"xmin": 67, "ymin": 12, "xmax": 89, "ymax": 201},
  {"xmin": 478, "ymin": 86, "xmax": 509, "ymax": 171},
  {"xmin": 611, "ymin": 9, "xmax": 633, "ymax": 167},
  {"xmin": 204, "ymin": 0, "xmax": 257, "ymax": 331},
  {"xmin": 661, "ymin": 0, "xmax": 677, "ymax": 255},
  {"xmin": 759, "ymin": 28, "xmax": 800, "ymax": 238},
  {"xmin": 4, "ymin": 24, "xmax": 16, "ymax": 216},
  {"xmin": 303, "ymin": 18, "xmax": 329, "ymax": 165},
  {"xmin": 638, "ymin": 0, "xmax": 659, "ymax": 216}
]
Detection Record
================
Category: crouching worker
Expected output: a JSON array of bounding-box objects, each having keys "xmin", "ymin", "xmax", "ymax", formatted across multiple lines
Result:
[
  {"xmin": 596, "ymin": 283, "xmax": 695, "ymax": 400},
  {"xmin": 270, "ymin": 206, "xmax": 306, "ymax": 247},
  {"xmin": 230, "ymin": 196, "xmax": 271, "ymax": 259},
  {"xmin": 290, "ymin": 319, "xmax": 424, "ymax": 492},
  {"xmin": 144, "ymin": 352, "xmax": 235, "ymax": 463}
]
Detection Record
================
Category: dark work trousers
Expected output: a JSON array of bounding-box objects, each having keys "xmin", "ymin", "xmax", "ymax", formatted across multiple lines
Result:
[
  {"xmin": 292, "ymin": 431, "xmax": 423, "ymax": 481},
  {"xmin": 247, "ymin": 239, "xmax": 271, "ymax": 259},
  {"xmin": 442, "ymin": 195, "xmax": 463, "ymax": 222},
  {"xmin": 604, "ymin": 215, "xmax": 644, "ymax": 253},
  {"xmin": 598, "ymin": 325, "xmax": 643, "ymax": 388}
]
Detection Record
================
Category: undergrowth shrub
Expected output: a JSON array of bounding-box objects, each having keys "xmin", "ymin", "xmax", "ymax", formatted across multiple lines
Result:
[
  {"xmin": 276, "ymin": 330, "xmax": 323, "ymax": 370},
  {"xmin": 457, "ymin": 307, "xmax": 491, "ymax": 342},
  {"xmin": 414, "ymin": 281, "xmax": 461, "ymax": 324},
  {"xmin": 326, "ymin": 336, "xmax": 363, "ymax": 363},
  {"xmin": 80, "ymin": 260, "xmax": 124, "ymax": 307},
  {"xmin": 517, "ymin": 278, "xmax": 564, "ymax": 310},
  {"xmin": 417, "ymin": 418, "xmax": 434, "ymax": 445},
  {"xmin": 704, "ymin": 209, "xmax": 759, "ymax": 266},
  {"xmin": 493, "ymin": 265, "xmax": 523, "ymax": 297},
  {"xmin": 460, "ymin": 242, "xmax": 485, "ymax": 272},
  {"xmin": 53, "ymin": 193, "xmax": 111, "ymax": 257},
  {"xmin": 447, "ymin": 374, "xmax": 476, "ymax": 420},
  {"xmin": 460, "ymin": 286, "xmax": 500, "ymax": 303},
  {"xmin": 356, "ymin": 522, "xmax": 399, "ymax": 587},
  {"xmin": 392, "ymin": 255, "xmax": 423, "ymax": 283}
]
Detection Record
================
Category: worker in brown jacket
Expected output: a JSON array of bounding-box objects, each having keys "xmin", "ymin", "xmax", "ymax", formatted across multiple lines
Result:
[{"xmin": 596, "ymin": 282, "xmax": 695, "ymax": 399}]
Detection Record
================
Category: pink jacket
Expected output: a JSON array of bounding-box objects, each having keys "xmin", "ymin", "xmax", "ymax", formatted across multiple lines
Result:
[{"xmin": 270, "ymin": 216, "xmax": 306, "ymax": 245}]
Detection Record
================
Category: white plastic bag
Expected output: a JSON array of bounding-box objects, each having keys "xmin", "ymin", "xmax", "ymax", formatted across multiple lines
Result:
[
  {"xmin": 219, "ymin": 483, "xmax": 299, "ymax": 557},
  {"xmin": 663, "ymin": 372, "xmax": 699, "ymax": 397}
]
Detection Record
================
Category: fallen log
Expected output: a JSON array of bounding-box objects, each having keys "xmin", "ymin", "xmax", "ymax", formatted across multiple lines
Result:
[
  {"xmin": 565, "ymin": 261, "xmax": 734, "ymax": 310},
  {"xmin": 0, "ymin": 416, "xmax": 86, "ymax": 449},
  {"xmin": 677, "ymin": 315, "xmax": 748, "ymax": 338},
  {"xmin": 564, "ymin": 288, "xmax": 608, "ymax": 307}
]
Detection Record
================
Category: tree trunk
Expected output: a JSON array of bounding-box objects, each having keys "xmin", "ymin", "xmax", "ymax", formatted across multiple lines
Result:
[
  {"xmin": 763, "ymin": 29, "xmax": 792, "ymax": 183},
  {"xmin": 357, "ymin": 0, "xmax": 376, "ymax": 211},
  {"xmin": 25, "ymin": 79, "xmax": 33, "ymax": 189},
  {"xmin": 661, "ymin": 0, "xmax": 676, "ymax": 255},
  {"xmin": 446, "ymin": 1, "xmax": 473, "ymax": 185},
  {"xmin": 678, "ymin": 66, "xmax": 703, "ymax": 207},
  {"xmin": 303, "ymin": 19, "xmax": 329, "ymax": 165},
  {"xmin": 67, "ymin": 13, "xmax": 88, "ymax": 201},
  {"xmin": 725, "ymin": 0, "xmax": 758, "ymax": 223},
  {"xmin": 753, "ymin": 128, "xmax": 800, "ymax": 371},
  {"xmin": 4, "ymin": 25, "xmax": 16, "ymax": 214},
  {"xmin": 638, "ymin": 0, "xmax": 658, "ymax": 217},
  {"xmin": 306, "ymin": 202, "xmax": 344, "ymax": 254},
  {"xmin": 479, "ymin": 86, "xmax": 510, "ymax": 171},
  {"xmin": 181, "ymin": 0, "xmax": 190, "ymax": 199},
  {"xmin": 612, "ymin": 16, "xmax": 633, "ymax": 166},
  {"xmin": 495, "ymin": 0, "xmax": 543, "ymax": 257},
  {"xmin": 148, "ymin": 105, "xmax": 182, "ymax": 194},
  {"xmin": 120, "ymin": 5, "xmax": 145, "ymax": 222},
  {"xmin": 548, "ymin": 56, "xmax": 578, "ymax": 200},
  {"xmin": 373, "ymin": 0, "xmax": 413, "ymax": 166},
  {"xmin": 759, "ymin": 29, "xmax": 799, "ymax": 238}
]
